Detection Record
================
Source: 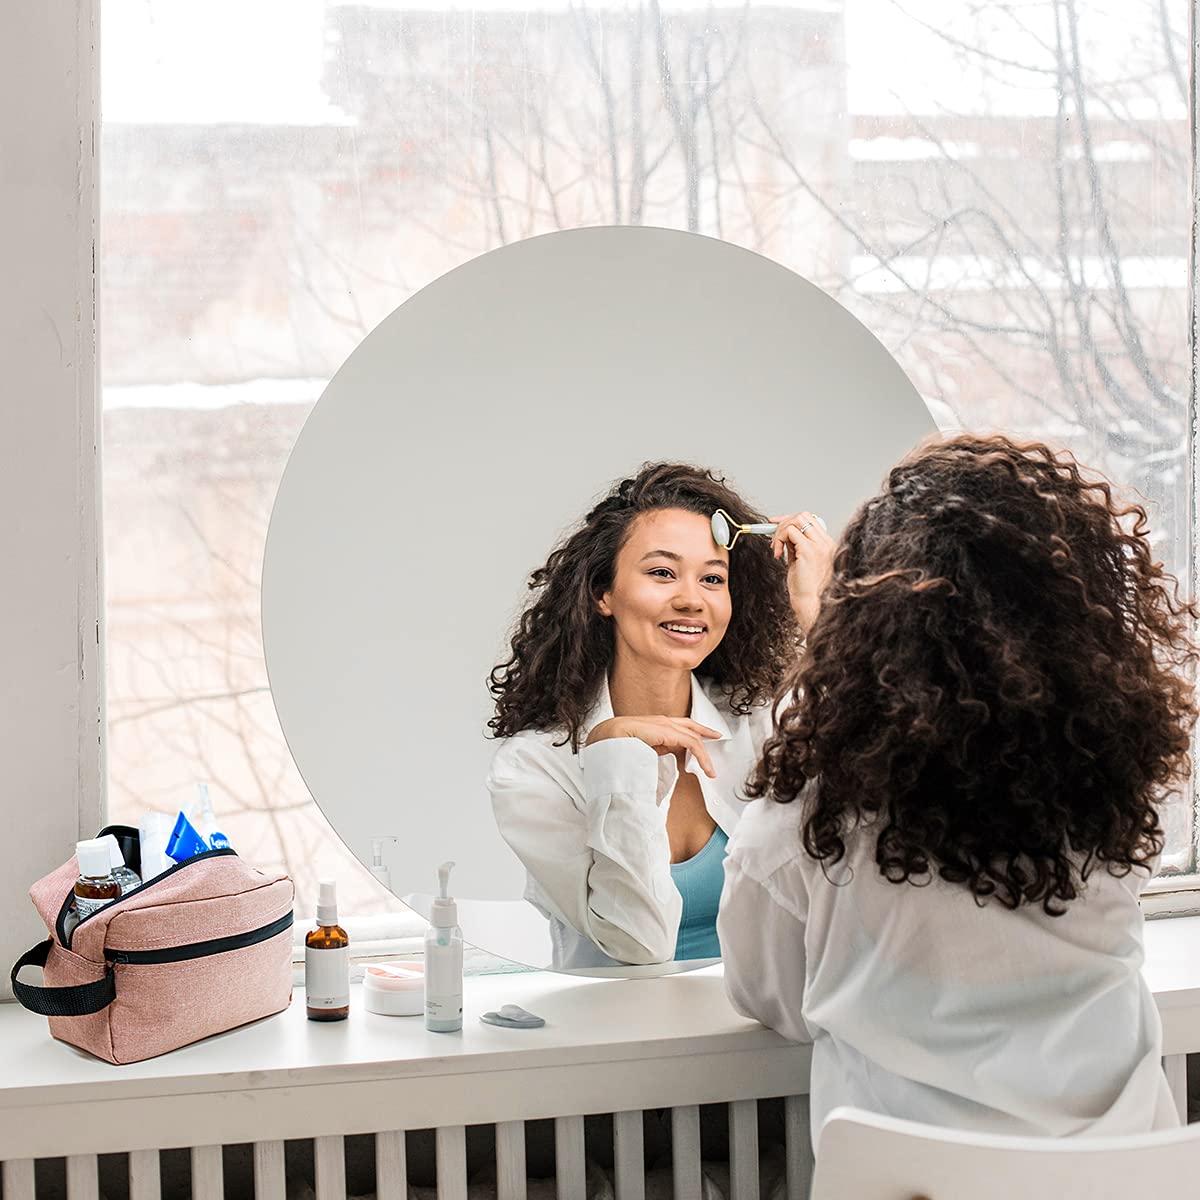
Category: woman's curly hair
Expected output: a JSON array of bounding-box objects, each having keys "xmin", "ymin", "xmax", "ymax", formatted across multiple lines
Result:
[
  {"xmin": 488, "ymin": 462, "xmax": 798, "ymax": 750},
  {"xmin": 747, "ymin": 433, "xmax": 1198, "ymax": 915}
]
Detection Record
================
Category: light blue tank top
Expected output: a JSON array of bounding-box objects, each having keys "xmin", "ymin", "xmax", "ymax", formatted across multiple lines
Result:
[{"xmin": 670, "ymin": 826, "xmax": 729, "ymax": 961}]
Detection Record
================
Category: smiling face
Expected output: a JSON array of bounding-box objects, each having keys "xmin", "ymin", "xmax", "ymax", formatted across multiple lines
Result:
[{"xmin": 597, "ymin": 508, "xmax": 733, "ymax": 674}]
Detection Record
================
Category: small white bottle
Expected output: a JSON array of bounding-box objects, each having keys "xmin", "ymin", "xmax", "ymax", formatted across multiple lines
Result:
[
  {"xmin": 424, "ymin": 861, "xmax": 463, "ymax": 1032},
  {"xmin": 305, "ymin": 879, "xmax": 350, "ymax": 1022},
  {"xmin": 99, "ymin": 834, "xmax": 141, "ymax": 894},
  {"xmin": 369, "ymin": 835, "xmax": 399, "ymax": 890}
]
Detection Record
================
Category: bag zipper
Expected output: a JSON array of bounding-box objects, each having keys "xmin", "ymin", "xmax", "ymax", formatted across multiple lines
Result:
[
  {"xmin": 56, "ymin": 847, "xmax": 239, "ymax": 949},
  {"xmin": 106, "ymin": 911, "xmax": 294, "ymax": 965}
]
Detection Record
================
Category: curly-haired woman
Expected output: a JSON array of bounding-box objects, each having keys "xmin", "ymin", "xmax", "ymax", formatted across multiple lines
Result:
[
  {"xmin": 719, "ymin": 433, "xmax": 1198, "ymax": 1136},
  {"xmin": 487, "ymin": 462, "xmax": 835, "ymax": 968}
]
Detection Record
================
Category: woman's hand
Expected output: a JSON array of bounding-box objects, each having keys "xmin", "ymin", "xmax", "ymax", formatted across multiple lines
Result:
[
  {"xmin": 770, "ymin": 511, "xmax": 836, "ymax": 636},
  {"xmin": 585, "ymin": 716, "xmax": 721, "ymax": 779}
]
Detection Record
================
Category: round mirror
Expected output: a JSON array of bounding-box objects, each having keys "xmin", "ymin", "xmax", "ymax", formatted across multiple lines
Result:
[{"xmin": 261, "ymin": 226, "xmax": 936, "ymax": 974}]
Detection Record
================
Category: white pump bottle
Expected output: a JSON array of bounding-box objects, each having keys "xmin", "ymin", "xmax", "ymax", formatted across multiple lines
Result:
[
  {"xmin": 424, "ymin": 861, "xmax": 463, "ymax": 1032},
  {"xmin": 368, "ymin": 835, "xmax": 399, "ymax": 890}
]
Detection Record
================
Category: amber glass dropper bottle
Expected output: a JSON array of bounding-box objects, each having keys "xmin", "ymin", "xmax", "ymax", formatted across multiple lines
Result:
[{"xmin": 305, "ymin": 879, "xmax": 350, "ymax": 1021}]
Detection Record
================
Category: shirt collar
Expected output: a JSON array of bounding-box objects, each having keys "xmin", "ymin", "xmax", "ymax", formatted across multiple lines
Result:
[{"xmin": 582, "ymin": 672, "xmax": 733, "ymax": 744}]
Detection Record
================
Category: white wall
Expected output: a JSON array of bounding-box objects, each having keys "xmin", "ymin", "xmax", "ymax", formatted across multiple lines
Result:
[{"xmin": 0, "ymin": 2, "xmax": 102, "ymax": 999}]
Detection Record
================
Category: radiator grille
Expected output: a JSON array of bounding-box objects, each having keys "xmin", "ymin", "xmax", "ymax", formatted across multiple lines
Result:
[{"xmin": 0, "ymin": 1099, "xmax": 814, "ymax": 1200}]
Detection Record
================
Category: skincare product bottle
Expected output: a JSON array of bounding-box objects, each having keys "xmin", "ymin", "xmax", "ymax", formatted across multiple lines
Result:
[
  {"xmin": 305, "ymin": 878, "xmax": 350, "ymax": 1022},
  {"xmin": 98, "ymin": 833, "xmax": 141, "ymax": 894},
  {"xmin": 424, "ymin": 861, "xmax": 463, "ymax": 1032},
  {"xmin": 192, "ymin": 782, "xmax": 230, "ymax": 850},
  {"xmin": 74, "ymin": 839, "xmax": 121, "ymax": 919},
  {"xmin": 369, "ymin": 835, "xmax": 399, "ymax": 889},
  {"xmin": 165, "ymin": 810, "xmax": 210, "ymax": 862},
  {"xmin": 138, "ymin": 811, "xmax": 175, "ymax": 882}
]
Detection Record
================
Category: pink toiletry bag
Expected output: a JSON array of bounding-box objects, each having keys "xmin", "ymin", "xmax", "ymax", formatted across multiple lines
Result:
[{"xmin": 11, "ymin": 830, "xmax": 294, "ymax": 1064}]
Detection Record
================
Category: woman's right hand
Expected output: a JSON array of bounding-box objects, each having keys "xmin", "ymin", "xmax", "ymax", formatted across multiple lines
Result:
[{"xmin": 585, "ymin": 717, "xmax": 721, "ymax": 779}]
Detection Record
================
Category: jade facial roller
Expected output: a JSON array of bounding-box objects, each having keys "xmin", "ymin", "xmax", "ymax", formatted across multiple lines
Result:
[
  {"xmin": 711, "ymin": 509, "xmax": 827, "ymax": 550},
  {"xmin": 711, "ymin": 508, "xmax": 778, "ymax": 550}
]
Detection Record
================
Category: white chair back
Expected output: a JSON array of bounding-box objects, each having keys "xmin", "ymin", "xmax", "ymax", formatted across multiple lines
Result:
[{"xmin": 811, "ymin": 1106, "xmax": 1200, "ymax": 1200}]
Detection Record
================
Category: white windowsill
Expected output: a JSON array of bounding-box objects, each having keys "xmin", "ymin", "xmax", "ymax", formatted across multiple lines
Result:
[
  {"xmin": 1140, "ymin": 874, "xmax": 1200, "ymax": 918},
  {"xmin": 0, "ymin": 964, "xmax": 812, "ymax": 1160}
]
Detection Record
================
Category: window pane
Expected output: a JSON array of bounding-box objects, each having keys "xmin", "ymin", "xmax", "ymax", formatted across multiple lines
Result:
[{"xmin": 102, "ymin": 0, "xmax": 1194, "ymax": 915}]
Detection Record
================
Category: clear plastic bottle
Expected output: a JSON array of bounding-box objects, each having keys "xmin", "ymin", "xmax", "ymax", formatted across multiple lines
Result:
[
  {"xmin": 424, "ymin": 861, "xmax": 463, "ymax": 1032},
  {"xmin": 305, "ymin": 878, "xmax": 350, "ymax": 1021},
  {"xmin": 192, "ymin": 782, "xmax": 230, "ymax": 850},
  {"xmin": 74, "ymin": 839, "xmax": 121, "ymax": 919},
  {"xmin": 98, "ymin": 833, "xmax": 141, "ymax": 895}
]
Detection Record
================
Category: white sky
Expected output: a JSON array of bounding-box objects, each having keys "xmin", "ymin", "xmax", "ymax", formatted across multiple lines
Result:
[
  {"xmin": 101, "ymin": 1, "xmax": 1184, "ymax": 123},
  {"xmin": 102, "ymin": 0, "xmax": 350, "ymax": 125}
]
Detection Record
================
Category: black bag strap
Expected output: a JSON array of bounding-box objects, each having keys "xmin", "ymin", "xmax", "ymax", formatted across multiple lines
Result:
[{"xmin": 10, "ymin": 939, "xmax": 116, "ymax": 1017}]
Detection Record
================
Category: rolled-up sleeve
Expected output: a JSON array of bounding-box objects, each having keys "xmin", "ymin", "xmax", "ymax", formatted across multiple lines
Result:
[{"xmin": 489, "ymin": 735, "xmax": 683, "ymax": 965}]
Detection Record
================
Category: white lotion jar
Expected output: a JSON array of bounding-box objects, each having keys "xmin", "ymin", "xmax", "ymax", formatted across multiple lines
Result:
[
  {"xmin": 363, "ymin": 962, "xmax": 424, "ymax": 1016},
  {"xmin": 424, "ymin": 861, "xmax": 463, "ymax": 1032}
]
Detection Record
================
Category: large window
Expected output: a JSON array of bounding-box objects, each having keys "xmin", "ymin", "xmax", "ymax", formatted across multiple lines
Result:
[{"xmin": 101, "ymin": 0, "xmax": 1197, "ymax": 920}]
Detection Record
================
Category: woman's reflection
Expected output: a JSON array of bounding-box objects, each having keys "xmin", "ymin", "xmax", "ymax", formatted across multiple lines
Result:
[{"xmin": 486, "ymin": 462, "xmax": 834, "ymax": 968}]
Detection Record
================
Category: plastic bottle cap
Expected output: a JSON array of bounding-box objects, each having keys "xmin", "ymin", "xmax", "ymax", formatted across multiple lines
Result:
[
  {"xmin": 431, "ymin": 860, "xmax": 457, "ymax": 928},
  {"xmin": 316, "ymin": 878, "xmax": 338, "ymax": 926},
  {"xmin": 76, "ymin": 839, "xmax": 113, "ymax": 879},
  {"xmin": 98, "ymin": 834, "xmax": 125, "ymax": 870},
  {"xmin": 372, "ymin": 834, "xmax": 400, "ymax": 863}
]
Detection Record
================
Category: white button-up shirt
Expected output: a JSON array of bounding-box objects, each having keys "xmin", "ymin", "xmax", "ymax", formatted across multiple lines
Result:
[
  {"xmin": 718, "ymin": 790, "xmax": 1178, "ymax": 1140},
  {"xmin": 488, "ymin": 673, "xmax": 773, "ymax": 969}
]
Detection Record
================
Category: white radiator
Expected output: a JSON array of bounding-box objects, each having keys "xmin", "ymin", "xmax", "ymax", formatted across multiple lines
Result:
[{"xmin": 0, "ymin": 1099, "xmax": 815, "ymax": 1200}]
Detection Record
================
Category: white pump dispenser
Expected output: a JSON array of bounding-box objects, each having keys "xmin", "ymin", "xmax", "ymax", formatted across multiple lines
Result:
[
  {"xmin": 423, "ymin": 860, "xmax": 463, "ymax": 1032},
  {"xmin": 431, "ymin": 861, "xmax": 457, "ymax": 927},
  {"xmin": 369, "ymin": 835, "xmax": 399, "ymax": 890}
]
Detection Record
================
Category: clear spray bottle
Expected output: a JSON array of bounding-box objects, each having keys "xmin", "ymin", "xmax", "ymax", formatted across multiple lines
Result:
[
  {"xmin": 191, "ymin": 782, "xmax": 230, "ymax": 850},
  {"xmin": 424, "ymin": 861, "xmax": 463, "ymax": 1032}
]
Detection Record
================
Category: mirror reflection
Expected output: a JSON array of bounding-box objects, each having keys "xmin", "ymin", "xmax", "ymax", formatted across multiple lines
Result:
[
  {"xmin": 487, "ymin": 465, "xmax": 838, "ymax": 968},
  {"xmin": 260, "ymin": 225, "xmax": 937, "ymax": 975}
]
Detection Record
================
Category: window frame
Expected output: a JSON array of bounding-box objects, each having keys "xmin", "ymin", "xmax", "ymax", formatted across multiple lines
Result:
[
  {"xmin": 1160, "ymin": 0, "xmax": 1200, "ymax": 913},
  {"xmin": 0, "ymin": 0, "xmax": 104, "ymax": 1000}
]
